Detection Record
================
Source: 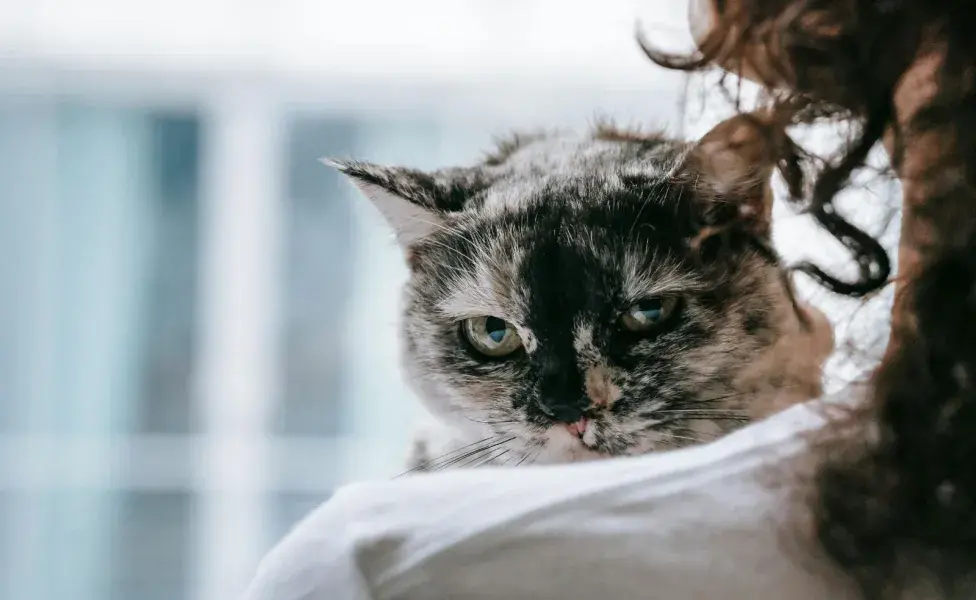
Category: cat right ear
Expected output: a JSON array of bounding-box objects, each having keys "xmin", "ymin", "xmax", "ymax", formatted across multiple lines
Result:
[
  {"xmin": 683, "ymin": 111, "xmax": 782, "ymax": 236},
  {"xmin": 324, "ymin": 158, "xmax": 459, "ymax": 247}
]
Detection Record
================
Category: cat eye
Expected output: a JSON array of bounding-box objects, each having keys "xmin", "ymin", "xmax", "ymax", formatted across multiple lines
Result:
[
  {"xmin": 462, "ymin": 316, "xmax": 523, "ymax": 358},
  {"xmin": 619, "ymin": 297, "xmax": 679, "ymax": 332}
]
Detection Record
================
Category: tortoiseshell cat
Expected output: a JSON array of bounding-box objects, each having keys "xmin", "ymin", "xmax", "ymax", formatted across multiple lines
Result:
[{"xmin": 331, "ymin": 113, "xmax": 833, "ymax": 470}]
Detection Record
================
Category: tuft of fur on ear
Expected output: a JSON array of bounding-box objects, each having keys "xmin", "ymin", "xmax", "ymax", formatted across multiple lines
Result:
[
  {"xmin": 684, "ymin": 112, "xmax": 780, "ymax": 236},
  {"xmin": 325, "ymin": 158, "xmax": 470, "ymax": 247}
]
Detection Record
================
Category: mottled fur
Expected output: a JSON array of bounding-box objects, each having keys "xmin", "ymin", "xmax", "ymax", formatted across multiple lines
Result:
[{"xmin": 332, "ymin": 115, "xmax": 833, "ymax": 471}]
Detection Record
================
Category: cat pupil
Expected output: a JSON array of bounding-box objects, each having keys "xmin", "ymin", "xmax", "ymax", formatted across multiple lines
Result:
[
  {"xmin": 485, "ymin": 316, "xmax": 507, "ymax": 343},
  {"xmin": 640, "ymin": 300, "xmax": 662, "ymax": 321}
]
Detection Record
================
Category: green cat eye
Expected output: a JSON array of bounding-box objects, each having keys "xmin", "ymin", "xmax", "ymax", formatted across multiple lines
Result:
[
  {"xmin": 462, "ymin": 316, "xmax": 523, "ymax": 357},
  {"xmin": 620, "ymin": 297, "xmax": 679, "ymax": 332}
]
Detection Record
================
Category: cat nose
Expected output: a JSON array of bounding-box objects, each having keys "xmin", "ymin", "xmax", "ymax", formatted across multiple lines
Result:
[
  {"xmin": 545, "ymin": 403, "xmax": 585, "ymax": 424},
  {"xmin": 535, "ymin": 352, "xmax": 588, "ymax": 422}
]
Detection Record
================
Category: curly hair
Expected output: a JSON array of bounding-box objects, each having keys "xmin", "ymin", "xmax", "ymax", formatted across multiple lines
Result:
[{"xmin": 641, "ymin": 1, "xmax": 976, "ymax": 598}]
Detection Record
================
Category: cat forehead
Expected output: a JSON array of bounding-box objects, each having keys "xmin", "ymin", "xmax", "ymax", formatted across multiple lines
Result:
[
  {"xmin": 424, "ymin": 213, "xmax": 703, "ymax": 323},
  {"xmin": 424, "ymin": 134, "xmax": 698, "ymax": 278},
  {"xmin": 475, "ymin": 132, "xmax": 688, "ymax": 213},
  {"xmin": 412, "ymin": 131, "xmax": 705, "ymax": 319},
  {"xmin": 431, "ymin": 237, "xmax": 700, "ymax": 323},
  {"xmin": 489, "ymin": 129, "xmax": 685, "ymax": 172}
]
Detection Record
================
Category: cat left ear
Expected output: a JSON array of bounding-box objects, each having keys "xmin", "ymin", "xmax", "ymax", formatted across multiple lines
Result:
[
  {"xmin": 684, "ymin": 112, "xmax": 780, "ymax": 236},
  {"xmin": 325, "ymin": 159, "xmax": 474, "ymax": 247}
]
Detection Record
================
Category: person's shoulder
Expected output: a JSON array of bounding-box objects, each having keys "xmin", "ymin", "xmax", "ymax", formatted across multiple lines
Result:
[
  {"xmin": 238, "ymin": 392, "xmax": 862, "ymax": 600},
  {"xmin": 239, "ymin": 485, "xmax": 380, "ymax": 600}
]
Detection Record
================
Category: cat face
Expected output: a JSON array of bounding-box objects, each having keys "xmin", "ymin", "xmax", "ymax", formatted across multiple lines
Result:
[{"xmin": 332, "ymin": 114, "xmax": 833, "ymax": 466}]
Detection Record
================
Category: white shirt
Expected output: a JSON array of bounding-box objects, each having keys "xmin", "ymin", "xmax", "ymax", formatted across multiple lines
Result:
[{"xmin": 240, "ymin": 396, "xmax": 861, "ymax": 600}]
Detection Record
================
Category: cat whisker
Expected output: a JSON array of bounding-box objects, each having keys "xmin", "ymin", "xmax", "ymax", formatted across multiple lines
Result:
[
  {"xmin": 654, "ymin": 408, "xmax": 751, "ymax": 415},
  {"xmin": 429, "ymin": 437, "xmax": 514, "ymax": 471},
  {"xmin": 652, "ymin": 414, "xmax": 752, "ymax": 430},
  {"xmin": 395, "ymin": 436, "xmax": 499, "ymax": 477},
  {"xmin": 461, "ymin": 447, "xmax": 512, "ymax": 469},
  {"xmin": 645, "ymin": 384, "xmax": 807, "ymax": 426},
  {"xmin": 691, "ymin": 390, "xmax": 762, "ymax": 405},
  {"xmin": 483, "ymin": 448, "xmax": 512, "ymax": 467},
  {"xmin": 682, "ymin": 385, "xmax": 803, "ymax": 408},
  {"xmin": 663, "ymin": 432, "xmax": 712, "ymax": 444},
  {"xmin": 644, "ymin": 408, "xmax": 751, "ymax": 420},
  {"xmin": 496, "ymin": 450, "xmax": 518, "ymax": 468},
  {"xmin": 658, "ymin": 415, "xmax": 751, "ymax": 424},
  {"xmin": 430, "ymin": 437, "xmax": 517, "ymax": 472},
  {"xmin": 515, "ymin": 450, "xmax": 542, "ymax": 468},
  {"xmin": 463, "ymin": 415, "xmax": 519, "ymax": 426}
]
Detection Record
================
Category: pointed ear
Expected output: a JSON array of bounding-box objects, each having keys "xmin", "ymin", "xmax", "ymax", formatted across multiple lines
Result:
[
  {"xmin": 684, "ymin": 112, "xmax": 780, "ymax": 236},
  {"xmin": 325, "ymin": 159, "xmax": 475, "ymax": 247}
]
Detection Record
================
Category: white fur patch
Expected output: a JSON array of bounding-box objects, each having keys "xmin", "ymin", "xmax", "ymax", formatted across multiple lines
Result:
[
  {"xmin": 573, "ymin": 323, "xmax": 595, "ymax": 354},
  {"xmin": 436, "ymin": 266, "xmax": 505, "ymax": 320}
]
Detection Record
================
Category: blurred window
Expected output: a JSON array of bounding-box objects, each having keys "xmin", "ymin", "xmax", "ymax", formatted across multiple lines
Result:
[{"xmin": 0, "ymin": 79, "xmax": 685, "ymax": 600}]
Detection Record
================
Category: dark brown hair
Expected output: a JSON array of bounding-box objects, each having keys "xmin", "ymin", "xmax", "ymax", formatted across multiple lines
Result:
[{"xmin": 642, "ymin": 1, "xmax": 976, "ymax": 598}]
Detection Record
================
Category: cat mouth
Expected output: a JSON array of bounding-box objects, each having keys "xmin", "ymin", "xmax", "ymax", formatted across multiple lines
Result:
[
  {"xmin": 536, "ymin": 412, "xmax": 628, "ymax": 460},
  {"xmin": 565, "ymin": 416, "xmax": 589, "ymax": 438},
  {"xmin": 558, "ymin": 416, "xmax": 604, "ymax": 451}
]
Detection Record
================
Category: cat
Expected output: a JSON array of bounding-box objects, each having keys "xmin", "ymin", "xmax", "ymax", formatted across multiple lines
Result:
[{"xmin": 329, "ymin": 112, "xmax": 834, "ymax": 471}]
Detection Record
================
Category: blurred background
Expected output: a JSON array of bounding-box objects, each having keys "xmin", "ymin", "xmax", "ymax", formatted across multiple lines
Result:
[{"xmin": 0, "ymin": 1, "xmax": 898, "ymax": 599}]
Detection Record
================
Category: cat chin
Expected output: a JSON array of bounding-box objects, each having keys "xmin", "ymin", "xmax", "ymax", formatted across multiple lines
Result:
[{"xmin": 532, "ymin": 447, "xmax": 611, "ymax": 465}]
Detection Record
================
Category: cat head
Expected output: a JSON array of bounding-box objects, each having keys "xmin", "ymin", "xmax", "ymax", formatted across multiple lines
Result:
[{"xmin": 330, "ymin": 113, "xmax": 833, "ymax": 465}]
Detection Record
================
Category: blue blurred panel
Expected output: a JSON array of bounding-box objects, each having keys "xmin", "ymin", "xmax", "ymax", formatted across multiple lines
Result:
[
  {"xmin": 137, "ymin": 114, "xmax": 201, "ymax": 434},
  {"xmin": 49, "ymin": 102, "xmax": 153, "ymax": 436},
  {"xmin": 276, "ymin": 116, "xmax": 359, "ymax": 437},
  {"xmin": 0, "ymin": 99, "xmax": 59, "ymax": 435},
  {"xmin": 0, "ymin": 491, "xmax": 10, "ymax": 596},
  {"xmin": 109, "ymin": 491, "xmax": 191, "ymax": 600},
  {"xmin": 1, "ymin": 102, "xmax": 153, "ymax": 600},
  {"xmin": 0, "ymin": 101, "xmax": 201, "ymax": 600}
]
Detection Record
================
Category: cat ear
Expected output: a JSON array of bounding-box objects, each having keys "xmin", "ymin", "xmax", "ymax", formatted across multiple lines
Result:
[
  {"xmin": 684, "ymin": 112, "xmax": 779, "ymax": 235},
  {"xmin": 325, "ymin": 159, "xmax": 471, "ymax": 247}
]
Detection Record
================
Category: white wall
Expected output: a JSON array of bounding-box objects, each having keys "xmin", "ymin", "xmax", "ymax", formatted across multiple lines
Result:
[{"xmin": 0, "ymin": 0, "xmax": 694, "ymax": 84}]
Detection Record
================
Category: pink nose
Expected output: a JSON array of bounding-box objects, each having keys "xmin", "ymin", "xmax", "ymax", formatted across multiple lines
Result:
[{"xmin": 566, "ymin": 417, "xmax": 589, "ymax": 438}]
